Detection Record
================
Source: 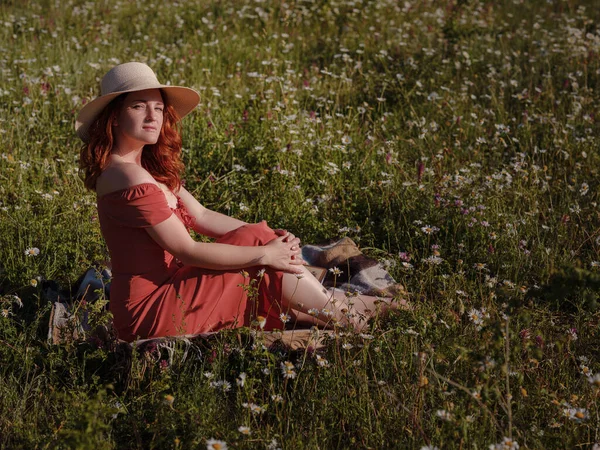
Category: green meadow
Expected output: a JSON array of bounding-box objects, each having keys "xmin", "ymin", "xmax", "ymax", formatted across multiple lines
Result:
[{"xmin": 1, "ymin": 0, "xmax": 599, "ymax": 448}]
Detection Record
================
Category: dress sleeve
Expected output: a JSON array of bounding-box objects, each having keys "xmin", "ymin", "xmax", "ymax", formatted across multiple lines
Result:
[{"xmin": 98, "ymin": 184, "xmax": 173, "ymax": 228}]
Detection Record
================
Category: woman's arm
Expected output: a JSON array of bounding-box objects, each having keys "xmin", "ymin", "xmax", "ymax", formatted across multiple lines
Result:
[
  {"xmin": 146, "ymin": 214, "xmax": 305, "ymax": 273},
  {"xmin": 176, "ymin": 186, "xmax": 247, "ymax": 238}
]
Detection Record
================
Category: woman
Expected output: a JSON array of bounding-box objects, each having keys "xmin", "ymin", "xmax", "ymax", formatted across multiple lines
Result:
[{"xmin": 77, "ymin": 62, "xmax": 393, "ymax": 342}]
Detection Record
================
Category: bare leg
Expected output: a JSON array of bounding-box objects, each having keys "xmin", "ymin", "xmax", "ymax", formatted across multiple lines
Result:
[
  {"xmin": 280, "ymin": 266, "xmax": 397, "ymax": 330},
  {"xmin": 287, "ymin": 310, "xmax": 331, "ymax": 329}
]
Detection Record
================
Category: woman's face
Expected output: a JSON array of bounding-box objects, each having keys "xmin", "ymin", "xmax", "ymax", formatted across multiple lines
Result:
[{"xmin": 114, "ymin": 89, "xmax": 164, "ymax": 147}]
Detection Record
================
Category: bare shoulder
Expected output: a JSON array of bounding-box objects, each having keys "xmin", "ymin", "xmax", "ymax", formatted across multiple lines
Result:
[{"xmin": 96, "ymin": 162, "xmax": 157, "ymax": 197}]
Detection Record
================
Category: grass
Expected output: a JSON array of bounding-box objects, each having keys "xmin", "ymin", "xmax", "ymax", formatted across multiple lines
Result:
[{"xmin": 1, "ymin": 0, "xmax": 600, "ymax": 448}]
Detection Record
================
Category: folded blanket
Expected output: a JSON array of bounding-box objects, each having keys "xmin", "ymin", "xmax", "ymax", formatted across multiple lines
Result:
[{"xmin": 301, "ymin": 237, "xmax": 407, "ymax": 298}]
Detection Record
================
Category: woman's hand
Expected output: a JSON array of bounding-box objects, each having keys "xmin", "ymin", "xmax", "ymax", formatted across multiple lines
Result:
[
  {"xmin": 274, "ymin": 229, "xmax": 301, "ymax": 248},
  {"xmin": 263, "ymin": 233, "xmax": 306, "ymax": 274}
]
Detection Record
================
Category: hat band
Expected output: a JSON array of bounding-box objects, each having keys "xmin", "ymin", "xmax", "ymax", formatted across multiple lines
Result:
[{"xmin": 102, "ymin": 75, "xmax": 162, "ymax": 96}]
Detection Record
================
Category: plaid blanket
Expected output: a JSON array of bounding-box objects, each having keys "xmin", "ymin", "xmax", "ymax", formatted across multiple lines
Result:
[{"xmin": 301, "ymin": 237, "xmax": 407, "ymax": 298}]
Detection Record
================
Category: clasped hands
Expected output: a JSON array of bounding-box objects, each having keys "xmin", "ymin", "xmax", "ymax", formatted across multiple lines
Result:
[{"xmin": 263, "ymin": 229, "xmax": 306, "ymax": 274}]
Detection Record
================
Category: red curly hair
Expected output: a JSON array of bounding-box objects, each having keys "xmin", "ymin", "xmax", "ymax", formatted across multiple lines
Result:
[{"xmin": 79, "ymin": 90, "xmax": 184, "ymax": 192}]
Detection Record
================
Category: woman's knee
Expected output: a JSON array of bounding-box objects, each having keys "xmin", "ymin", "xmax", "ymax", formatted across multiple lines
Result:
[{"xmin": 218, "ymin": 221, "xmax": 277, "ymax": 246}]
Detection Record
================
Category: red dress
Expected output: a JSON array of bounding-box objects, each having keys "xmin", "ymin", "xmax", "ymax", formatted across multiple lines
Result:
[{"xmin": 97, "ymin": 183, "xmax": 284, "ymax": 342}]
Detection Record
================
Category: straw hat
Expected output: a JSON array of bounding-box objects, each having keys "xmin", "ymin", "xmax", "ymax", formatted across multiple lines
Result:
[{"xmin": 75, "ymin": 62, "xmax": 200, "ymax": 143}]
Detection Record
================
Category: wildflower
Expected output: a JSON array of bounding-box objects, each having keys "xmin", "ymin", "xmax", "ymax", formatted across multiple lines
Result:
[
  {"xmin": 321, "ymin": 308, "xmax": 334, "ymax": 318},
  {"xmin": 534, "ymin": 335, "xmax": 544, "ymax": 348},
  {"xmin": 424, "ymin": 255, "xmax": 444, "ymax": 265},
  {"xmin": 329, "ymin": 267, "xmax": 343, "ymax": 276},
  {"xmin": 420, "ymin": 225, "xmax": 440, "ymax": 235},
  {"xmin": 548, "ymin": 420, "xmax": 562, "ymax": 428},
  {"xmin": 473, "ymin": 263, "xmax": 487, "ymax": 271},
  {"xmin": 520, "ymin": 387, "xmax": 528, "ymax": 397},
  {"xmin": 587, "ymin": 373, "xmax": 600, "ymax": 388},
  {"xmin": 479, "ymin": 356, "xmax": 496, "ymax": 372},
  {"xmin": 209, "ymin": 380, "xmax": 232, "ymax": 392},
  {"xmin": 307, "ymin": 308, "xmax": 319, "ymax": 317},
  {"xmin": 567, "ymin": 328, "xmax": 578, "ymax": 341},
  {"xmin": 563, "ymin": 407, "xmax": 589, "ymax": 422},
  {"xmin": 324, "ymin": 162, "xmax": 340, "ymax": 175},
  {"xmin": 580, "ymin": 182, "xmax": 589, "ymax": 196},
  {"xmin": 236, "ymin": 372, "xmax": 247, "ymax": 387},
  {"xmin": 580, "ymin": 364, "xmax": 592, "ymax": 376},
  {"xmin": 238, "ymin": 426, "xmax": 251, "ymax": 435},
  {"xmin": 271, "ymin": 394, "xmax": 283, "ymax": 402},
  {"xmin": 242, "ymin": 402, "xmax": 266, "ymax": 415},
  {"xmin": 489, "ymin": 437, "xmax": 519, "ymax": 449},
  {"xmin": 315, "ymin": 354, "xmax": 330, "ymax": 367},
  {"xmin": 267, "ymin": 438, "xmax": 281, "ymax": 450},
  {"xmin": 398, "ymin": 251, "xmax": 411, "ymax": 262},
  {"xmin": 1, "ymin": 309, "xmax": 10, "ymax": 318},
  {"xmin": 25, "ymin": 247, "xmax": 40, "ymax": 257},
  {"xmin": 256, "ymin": 315, "xmax": 267, "ymax": 329},
  {"xmin": 206, "ymin": 438, "xmax": 228, "ymax": 450},
  {"xmin": 468, "ymin": 309, "xmax": 486, "ymax": 329},
  {"xmin": 203, "ymin": 371, "xmax": 214, "ymax": 379},
  {"xmin": 239, "ymin": 270, "xmax": 249, "ymax": 278},
  {"xmin": 256, "ymin": 268, "xmax": 266, "ymax": 277},
  {"xmin": 591, "ymin": 261, "xmax": 599, "ymax": 269},
  {"xmin": 421, "ymin": 447, "xmax": 440, "ymax": 450},
  {"xmin": 30, "ymin": 279, "xmax": 38, "ymax": 287},
  {"xmin": 503, "ymin": 280, "xmax": 516, "ymax": 289},
  {"xmin": 485, "ymin": 276, "xmax": 498, "ymax": 288},
  {"xmin": 279, "ymin": 313, "xmax": 291, "ymax": 323},
  {"xmin": 518, "ymin": 285, "xmax": 528, "ymax": 294},
  {"xmin": 342, "ymin": 343, "xmax": 353, "ymax": 350},
  {"xmin": 280, "ymin": 361, "xmax": 297, "ymax": 379},
  {"xmin": 341, "ymin": 135, "xmax": 352, "ymax": 145},
  {"xmin": 435, "ymin": 409, "xmax": 453, "ymax": 421},
  {"xmin": 163, "ymin": 394, "xmax": 175, "ymax": 407}
]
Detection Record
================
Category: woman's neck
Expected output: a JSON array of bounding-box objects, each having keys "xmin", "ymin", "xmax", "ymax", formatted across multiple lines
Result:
[{"xmin": 110, "ymin": 147, "xmax": 144, "ymax": 165}]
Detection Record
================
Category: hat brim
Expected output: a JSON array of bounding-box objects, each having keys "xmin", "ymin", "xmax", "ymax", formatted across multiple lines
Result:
[{"xmin": 75, "ymin": 84, "xmax": 200, "ymax": 143}]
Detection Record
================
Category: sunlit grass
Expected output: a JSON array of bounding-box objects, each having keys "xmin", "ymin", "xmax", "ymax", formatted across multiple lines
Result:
[{"xmin": 1, "ymin": 0, "xmax": 599, "ymax": 448}]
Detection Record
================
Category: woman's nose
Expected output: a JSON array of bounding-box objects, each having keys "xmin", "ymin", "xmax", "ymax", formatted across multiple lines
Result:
[{"xmin": 145, "ymin": 108, "xmax": 158, "ymax": 121}]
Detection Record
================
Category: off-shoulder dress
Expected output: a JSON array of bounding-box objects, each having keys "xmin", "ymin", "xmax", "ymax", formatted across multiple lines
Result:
[{"xmin": 96, "ymin": 183, "xmax": 284, "ymax": 342}]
